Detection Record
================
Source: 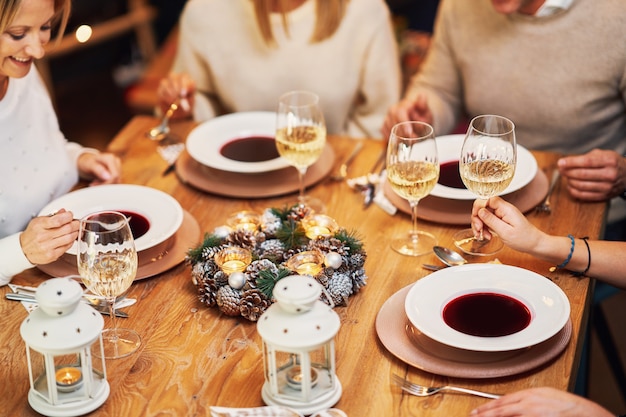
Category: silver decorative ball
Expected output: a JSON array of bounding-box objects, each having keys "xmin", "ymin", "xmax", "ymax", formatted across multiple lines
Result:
[
  {"xmin": 228, "ymin": 272, "xmax": 246, "ymax": 290},
  {"xmin": 324, "ymin": 252, "xmax": 342, "ymax": 269},
  {"xmin": 214, "ymin": 225, "xmax": 231, "ymax": 238}
]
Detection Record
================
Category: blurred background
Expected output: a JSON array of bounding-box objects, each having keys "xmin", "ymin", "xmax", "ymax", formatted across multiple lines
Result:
[{"xmin": 43, "ymin": 2, "xmax": 626, "ymax": 414}]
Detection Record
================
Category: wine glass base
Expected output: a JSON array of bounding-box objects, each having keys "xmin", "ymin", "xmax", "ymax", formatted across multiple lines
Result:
[
  {"xmin": 292, "ymin": 195, "xmax": 326, "ymax": 214},
  {"xmin": 391, "ymin": 231, "xmax": 437, "ymax": 257},
  {"xmin": 453, "ymin": 228, "xmax": 503, "ymax": 256},
  {"xmin": 97, "ymin": 328, "xmax": 141, "ymax": 359}
]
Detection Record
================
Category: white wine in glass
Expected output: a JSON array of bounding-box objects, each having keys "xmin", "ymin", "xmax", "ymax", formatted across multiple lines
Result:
[
  {"xmin": 454, "ymin": 114, "xmax": 517, "ymax": 256},
  {"xmin": 386, "ymin": 121, "xmax": 439, "ymax": 256},
  {"xmin": 276, "ymin": 90, "xmax": 327, "ymax": 213},
  {"xmin": 77, "ymin": 211, "xmax": 141, "ymax": 359}
]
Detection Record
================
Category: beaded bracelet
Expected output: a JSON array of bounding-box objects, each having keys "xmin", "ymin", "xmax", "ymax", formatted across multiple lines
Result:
[
  {"xmin": 549, "ymin": 234, "xmax": 575, "ymax": 272},
  {"xmin": 572, "ymin": 236, "xmax": 591, "ymax": 277}
]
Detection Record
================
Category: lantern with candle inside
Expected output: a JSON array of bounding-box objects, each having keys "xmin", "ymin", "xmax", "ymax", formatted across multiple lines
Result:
[
  {"xmin": 257, "ymin": 275, "xmax": 341, "ymax": 415},
  {"xmin": 215, "ymin": 246, "xmax": 253, "ymax": 275},
  {"xmin": 285, "ymin": 250, "xmax": 324, "ymax": 277},
  {"xmin": 301, "ymin": 214, "xmax": 339, "ymax": 240},
  {"xmin": 226, "ymin": 210, "xmax": 261, "ymax": 232},
  {"xmin": 19, "ymin": 276, "xmax": 109, "ymax": 416}
]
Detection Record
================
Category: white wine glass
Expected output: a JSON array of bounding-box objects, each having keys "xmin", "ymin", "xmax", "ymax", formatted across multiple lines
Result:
[
  {"xmin": 386, "ymin": 121, "xmax": 439, "ymax": 256},
  {"xmin": 77, "ymin": 211, "xmax": 141, "ymax": 359},
  {"xmin": 275, "ymin": 90, "xmax": 327, "ymax": 213},
  {"xmin": 454, "ymin": 114, "xmax": 517, "ymax": 256}
]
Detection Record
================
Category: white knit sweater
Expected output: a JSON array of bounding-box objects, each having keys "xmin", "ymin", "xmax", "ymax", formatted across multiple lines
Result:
[{"xmin": 173, "ymin": 0, "xmax": 401, "ymax": 139}]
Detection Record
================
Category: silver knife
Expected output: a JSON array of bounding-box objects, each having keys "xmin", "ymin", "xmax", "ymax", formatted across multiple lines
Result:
[{"xmin": 5, "ymin": 293, "xmax": 129, "ymax": 318}]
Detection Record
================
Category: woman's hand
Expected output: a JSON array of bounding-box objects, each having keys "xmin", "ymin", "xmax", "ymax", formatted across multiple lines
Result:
[
  {"xmin": 157, "ymin": 72, "xmax": 195, "ymax": 119},
  {"xmin": 77, "ymin": 151, "xmax": 121, "ymax": 185},
  {"xmin": 471, "ymin": 197, "xmax": 544, "ymax": 254},
  {"xmin": 469, "ymin": 387, "xmax": 614, "ymax": 417},
  {"xmin": 19, "ymin": 209, "xmax": 79, "ymax": 265}
]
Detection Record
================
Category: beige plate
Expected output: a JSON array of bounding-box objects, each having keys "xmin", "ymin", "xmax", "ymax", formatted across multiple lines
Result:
[
  {"xmin": 376, "ymin": 284, "xmax": 571, "ymax": 378},
  {"xmin": 37, "ymin": 210, "xmax": 200, "ymax": 281},
  {"xmin": 384, "ymin": 169, "xmax": 549, "ymax": 225},
  {"xmin": 175, "ymin": 144, "xmax": 335, "ymax": 199}
]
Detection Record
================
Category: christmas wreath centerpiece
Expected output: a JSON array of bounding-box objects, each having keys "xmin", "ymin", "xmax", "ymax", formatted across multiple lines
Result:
[{"xmin": 187, "ymin": 205, "xmax": 367, "ymax": 321}]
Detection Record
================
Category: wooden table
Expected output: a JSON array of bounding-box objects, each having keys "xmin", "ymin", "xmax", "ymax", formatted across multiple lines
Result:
[{"xmin": 1, "ymin": 116, "xmax": 607, "ymax": 416}]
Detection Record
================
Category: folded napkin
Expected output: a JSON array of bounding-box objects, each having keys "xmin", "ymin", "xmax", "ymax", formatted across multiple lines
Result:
[
  {"xmin": 347, "ymin": 170, "xmax": 397, "ymax": 216},
  {"xmin": 8, "ymin": 283, "xmax": 136, "ymax": 313},
  {"xmin": 209, "ymin": 406, "xmax": 347, "ymax": 417}
]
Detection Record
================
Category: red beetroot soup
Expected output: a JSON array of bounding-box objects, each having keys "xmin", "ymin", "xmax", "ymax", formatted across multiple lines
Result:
[
  {"xmin": 442, "ymin": 292, "xmax": 531, "ymax": 337},
  {"xmin": 220, "ymin": 136, "xmax": 279, "ymax": 163}
]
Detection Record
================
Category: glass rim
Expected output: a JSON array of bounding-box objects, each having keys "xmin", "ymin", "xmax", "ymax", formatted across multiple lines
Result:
[
  {"xmin": 390, "ymin": 121, "xmax": 435, "ymax": 140},
  {"xmin": 79, "ymin": 210, "xmax": 130, "ymax": 233},
  {"xmin": 468, "ymin": 114, "xmax": 515, "ymax": 137},
  {"xmin": 278, "ymin": 90, "xmax": 320, "ymax": 107}
]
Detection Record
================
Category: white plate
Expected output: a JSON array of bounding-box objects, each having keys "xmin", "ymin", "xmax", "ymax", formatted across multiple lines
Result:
[
  {"xmin": 38, "ymin": 184, "xmax": 183, "ymax": 254},
  {"xmin": 433, "ymin": 134, "xmax": 537, "ymax": 200},
  {"xmin": 404, "ymin": 264, "xmax": 570, "ymax": 352},
  {"xmin": 186, "ymin": 111, "xmax": 290, "ymax": 173}
]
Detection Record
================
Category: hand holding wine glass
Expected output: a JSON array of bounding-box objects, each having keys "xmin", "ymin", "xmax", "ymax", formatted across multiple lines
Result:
[
  {"xmin": 275, "ymin": 90, "xmax": 327, "ymax": 213},
  {"xmin": 454, "ymin": 114, "xmax": 516, "ymax": 256},
  {"xmin": 77, "ymin": 211, "xmax": 141, "ymax": 359},
  {"xmin": 386, "ymin": 121, "xmax": 439, "ymax": 256}
]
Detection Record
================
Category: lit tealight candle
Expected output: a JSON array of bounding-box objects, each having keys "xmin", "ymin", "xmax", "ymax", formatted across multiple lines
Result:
[
  {"xmin": 215, "ymin": 247, "xmax": 252, "ymax": 274},
  {"xmin": 302, "ymin": 214, "xmax": 339, "ymax": 240},
  {"xmin": 55, "ymin": 367, "xmax": 83, "ymax": 392},
  {"xmin": 286, "ymin": 366, "xmax": 318, "ymax": 390},
  {"xmin": 226, "ymin": 211, "xmax": 261, "ymax": 233},
  {"xmin": 286, "ymin": 250, "xmax": 324, "ymax": 277}
]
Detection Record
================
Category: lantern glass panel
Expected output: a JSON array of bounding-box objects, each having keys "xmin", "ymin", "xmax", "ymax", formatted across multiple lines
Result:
[{"xmin": 28, "ymin": 348, "xmax": 48, "ymax": 398}]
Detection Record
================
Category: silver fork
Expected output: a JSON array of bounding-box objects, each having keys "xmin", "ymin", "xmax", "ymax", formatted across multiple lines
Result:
[
  {"xmin": 536, "ymin": 170, "xmax": 560, "ymax": 213},
  {"xmin": 392, "ymin": 374, "xmax": 500, "ymax": 399},
  {"xmin": 330, "ymin": 141, "xmax": 363, "ymax": 181}
]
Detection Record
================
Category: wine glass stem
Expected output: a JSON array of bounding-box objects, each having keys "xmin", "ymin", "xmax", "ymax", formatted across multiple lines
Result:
[
  {"xmin": 409, "ymin": 201, "xmax": 419, "ymax": 243},
  {"xmin": 107, "ymin": 296, "xmax": 119, "ymax": 340},
  {"xmin": 297, "ymin": 167, "xmax": 307, "ymax": 205}
]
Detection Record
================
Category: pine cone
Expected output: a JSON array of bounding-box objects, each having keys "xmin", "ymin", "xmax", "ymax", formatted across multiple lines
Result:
[
  {"xmin": 256, "ymin": 239, "xmax": 285, "ymax": 262},
  {"xmin": 198, "ymin": 277, "xmax": 219, "ymax": 307},
  {"xmin": 216, "ymin": 286, "xmax": 242, "ymax": 316},
  {"xmin": 246, "ymin": 259, "xmax": 279, "ymax": 289},
  {"xmin": 327, "ymin": 272, "xmax": 353, "ymax": 306},
  {"xmin": 240, "ymin": 289, "xmax": 272, "ymax": 321},
  {"xmin": 260, "ymin": 210, "xmax": 282, "ymax": 236},
  {"xmin": 227, "ymin": 230, "xmax": 263, "ymax": 250}
]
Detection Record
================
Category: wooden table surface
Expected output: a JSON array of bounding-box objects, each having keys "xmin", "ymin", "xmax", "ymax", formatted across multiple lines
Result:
[{"xmin": 1, "ymin": 115, "xmax": 607, "ymax": 417}]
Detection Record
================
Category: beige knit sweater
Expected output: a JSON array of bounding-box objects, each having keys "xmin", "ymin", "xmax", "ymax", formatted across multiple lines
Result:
[{"xmin": 406, "ymin": 0, "xmax": 626, "ymax": 222}]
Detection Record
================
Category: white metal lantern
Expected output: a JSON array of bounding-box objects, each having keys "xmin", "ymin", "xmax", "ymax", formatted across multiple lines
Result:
[
  {"xmin": 257, "ymin": 275, "xmax": 341, "ymax": 415},
  {"xmin": 19, "ymin": 277, "xmax": 109, "ymax": 416}
]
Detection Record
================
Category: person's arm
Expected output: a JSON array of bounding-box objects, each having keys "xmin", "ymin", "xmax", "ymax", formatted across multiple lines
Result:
[
  {"xmin": 469, "ymin": 387, "xmax": 614, "ymax": 417},
  {"xmin": 0, "ymin": 233, "xmax": 35, "ymax": 286},
  {"xmin": 473, "ymin": 197, "xmax": 626, "ymax": 288}
]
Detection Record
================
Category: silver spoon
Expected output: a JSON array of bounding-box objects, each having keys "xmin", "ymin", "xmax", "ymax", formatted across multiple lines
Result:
[
  {"xmin": 146, "ymin": 102, "xmax": 178, "ymax": 141},
  {"xmin": 433, "ymin": 245, "xmax": 468, "ymax": 267}
]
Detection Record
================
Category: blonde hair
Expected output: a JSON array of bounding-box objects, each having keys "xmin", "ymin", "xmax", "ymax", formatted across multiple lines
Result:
[
  {"xmin": 0, "ymin": 0, "xmax": 71, "ymax": 41},
  {"xmin": 251, "ymin": 0, "xmax": 348, "ymax": 46}
]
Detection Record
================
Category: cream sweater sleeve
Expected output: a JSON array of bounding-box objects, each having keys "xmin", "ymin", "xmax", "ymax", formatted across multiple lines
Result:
[{"xmin": 0, "ymin": 233, "xmax": 34, "ymax": 286}]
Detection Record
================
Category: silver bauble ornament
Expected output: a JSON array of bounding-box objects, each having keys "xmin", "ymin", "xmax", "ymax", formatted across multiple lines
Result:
[{"xmin": 324, "ymin": 252, "xmax": 342, "ymax": 269}]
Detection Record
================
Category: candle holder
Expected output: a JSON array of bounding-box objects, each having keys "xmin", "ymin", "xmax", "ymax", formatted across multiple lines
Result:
[
  {"xmin": 285, "ymin": 250, "xmax": 324, "ymax": 277},
  {"xmin": 19, "ymin": 276, "xmax": 109, "ymax": 416},
  {"xmin": 257, "ymin": 275, "xmax": 341, "ymax": 415},
  {"xmin": 215, "ymin": 247, "xmax": 252, "ymax": 274},
  {"xmin": 301, "ymin": 214, "xmax": 339, "ymax": 240},
  {"xmin": 226, "ymin": 211, "xmax": 261, "ymax": 232}
]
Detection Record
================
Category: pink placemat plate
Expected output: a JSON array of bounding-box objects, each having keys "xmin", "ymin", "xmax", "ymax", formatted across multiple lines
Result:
[
  {"xmin": 37, "ymin": 210, "xmax": 200, "ymax": 281},
  {"xmin": 383, "ymin": 169, "xmax": 549, "ymax": 225},
  {"xmin": 376, "ymin": 284, "xmax": 571, "ymax": 378},
  {"xmin": 175, "ymin": 144, "xmax": 335, "ymax": 199}
]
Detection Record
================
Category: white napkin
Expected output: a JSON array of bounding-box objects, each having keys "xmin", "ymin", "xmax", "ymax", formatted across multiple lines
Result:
[
  {"xmin": 209, "ymin": 406, "xmax": 347, "ymax": 417},
  {"xmin": 8, "ymin": 283, "xmax": 136, "ymax": 313}
]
